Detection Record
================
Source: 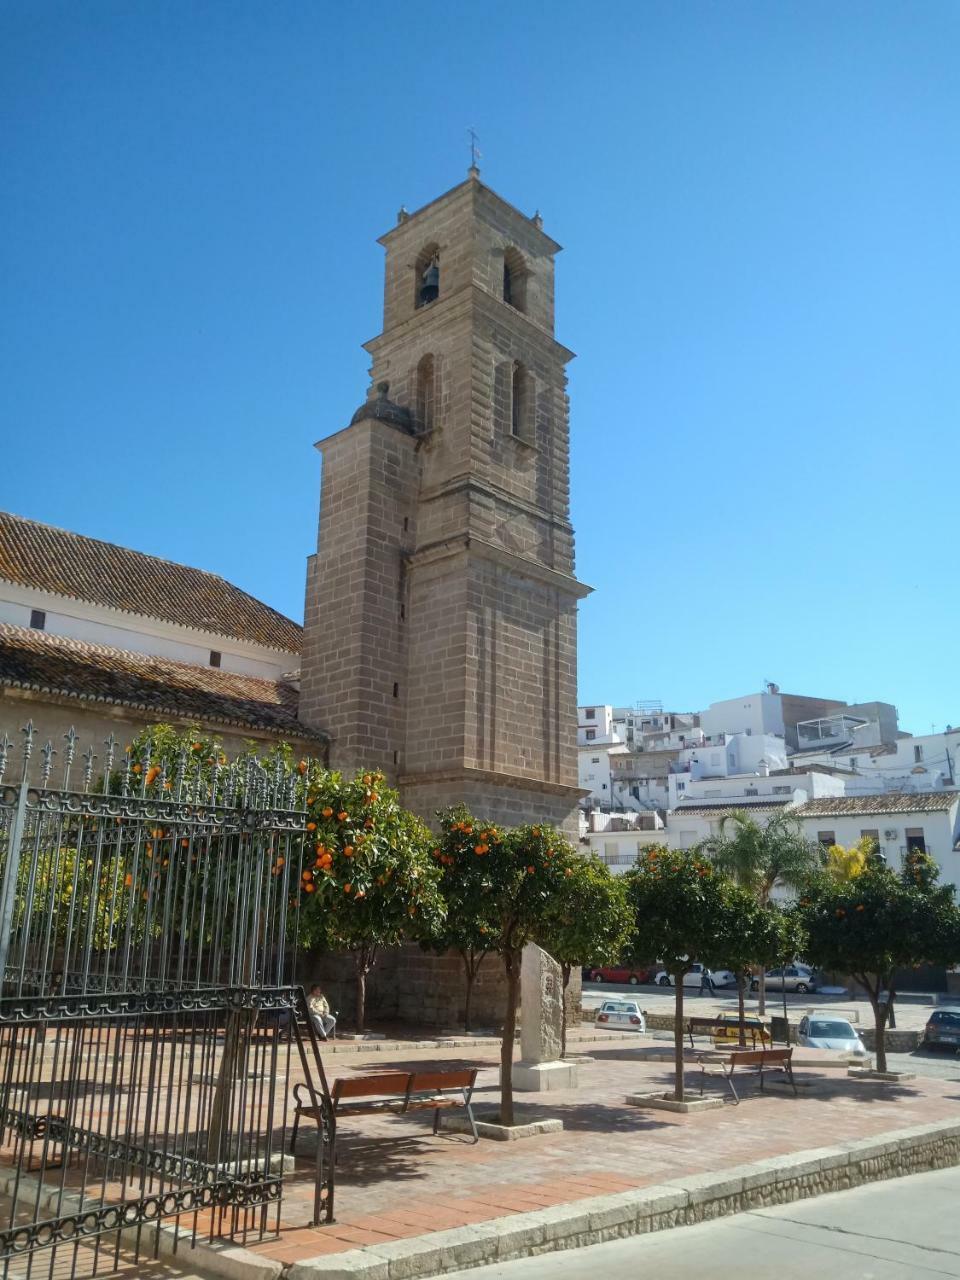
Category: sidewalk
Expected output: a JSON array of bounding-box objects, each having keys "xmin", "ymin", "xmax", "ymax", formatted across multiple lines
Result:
[{"xmin": 241, "ymin": 1030, "xmax": 960, "ymax": 1274}]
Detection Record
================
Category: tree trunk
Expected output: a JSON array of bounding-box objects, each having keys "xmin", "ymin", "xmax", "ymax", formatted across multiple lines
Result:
[
  {"xmin": 355, "ymin": 963, "xmax": 366, "ymax": 1036},
  {"xmin": 463, "ymin": 963, "xmax": 475, "ymax": 1033},
  {"xmin": 500, "ymin": 948, "xmax": 521, "ymax": 1126},
  {"xmin": 757, "ymin": 969, "xmax": 766, "ymax": 1017},
  {"xmin": 868, "ymin": 979, "xmax": 892, "ymax": 1073},
  {"xmin": 673, "ymin": 974, "xmax": 685, "ymax": 1102},
  {"xmin": 460, "ymin": 948, "xmax": 488, "ymax": 1033},
  {"xmin": 736, "ymin": 973, "xmax": 747, "ymax": 1047},
  {"xmin": 560, "ymin": 962, "xmax": 571, "ymax": 1059}
]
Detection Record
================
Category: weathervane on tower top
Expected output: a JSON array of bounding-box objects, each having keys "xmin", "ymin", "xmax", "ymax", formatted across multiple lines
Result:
[{"xmin": 468, "ymin": 127, "xmax": 481, "ymax": 176}]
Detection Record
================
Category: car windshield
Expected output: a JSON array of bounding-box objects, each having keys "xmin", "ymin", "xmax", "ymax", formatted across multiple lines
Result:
[
  {"xmin": 602, "ymin": 1002, "xmax": 633, "ymax": 1013},
  {"xmin": 809, "ymin": 1021, "xmax": 855, "ymax": 1038},
  {"xmin": 930, "ymin": 1011, "xmax": 960, "ymax": 1027}
]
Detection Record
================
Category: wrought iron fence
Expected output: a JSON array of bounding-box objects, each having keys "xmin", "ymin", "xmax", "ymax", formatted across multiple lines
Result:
[{"xmin": 0, "ymin": 723, "xmax": 335, "ymax": 1277}]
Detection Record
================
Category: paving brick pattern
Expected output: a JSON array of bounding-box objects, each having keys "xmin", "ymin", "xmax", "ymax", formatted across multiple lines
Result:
[{"xmin": 249, "ymin": 1031, "xmax": 960, "ymax": 1267}]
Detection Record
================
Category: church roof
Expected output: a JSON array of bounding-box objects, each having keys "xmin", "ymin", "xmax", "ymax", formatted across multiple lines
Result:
[
  {"xmin": 0, "ymin": 622, "xmax": 319, "ymax": 740},
  {"xmin": 0, "ymin": 511, "xmax": 302, "ymax": 654}
]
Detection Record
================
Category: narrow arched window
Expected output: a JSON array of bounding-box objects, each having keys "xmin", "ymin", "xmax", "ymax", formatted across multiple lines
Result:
[
  {"xmin": 503, "ymin": 247, "xmax": 527, "ymax": 313},
  {"xmin": 416, "ymin": 353, "xmax": 435, "ymax": 433},
  {"xmin": 415, "ymin": 243, "xmax": 440, "ymax": 309},
  {"xmin": 511, "ymin": 361, "xmax": 527, "ymax": 439}
]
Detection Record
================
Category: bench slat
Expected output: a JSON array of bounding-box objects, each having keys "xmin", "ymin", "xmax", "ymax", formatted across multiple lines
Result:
[
  {"xmin": 408, "ymin": 1069, "xmax": 476, "ymax": 1092},
  {"xmin": 333, "ymin": 1072, "xmax": 411, "ymax": 1099}
]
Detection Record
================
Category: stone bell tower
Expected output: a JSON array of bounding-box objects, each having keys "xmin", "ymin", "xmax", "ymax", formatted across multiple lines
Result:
[{"xmin": 299, "ymin": 169, "xmax": 590, "ymax": 831}]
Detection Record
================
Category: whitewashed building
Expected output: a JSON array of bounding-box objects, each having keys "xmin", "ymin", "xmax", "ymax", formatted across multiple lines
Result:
[
  {"xmin": 790, "ymin": 793, "xmax": 960, "ymax": 886},
  {"xmin": 0, "ymin": 510, "xmax": 320, "ymax": 758}
]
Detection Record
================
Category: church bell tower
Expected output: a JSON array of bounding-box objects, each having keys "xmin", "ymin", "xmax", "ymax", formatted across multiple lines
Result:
[{"xmin": 299, "ymin": 169, "xmax": 590, "ymax": 830}]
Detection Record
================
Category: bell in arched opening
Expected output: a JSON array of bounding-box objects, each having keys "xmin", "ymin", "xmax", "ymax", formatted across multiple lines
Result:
[{"xmin": 418, "ymin": 255, "xmax": 439, "ymax": 306}]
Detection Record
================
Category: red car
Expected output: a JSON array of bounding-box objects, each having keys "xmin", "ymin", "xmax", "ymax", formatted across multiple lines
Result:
[{"xmin": 585, "ymin": 964, "xmax": 651, "ymax": 986}]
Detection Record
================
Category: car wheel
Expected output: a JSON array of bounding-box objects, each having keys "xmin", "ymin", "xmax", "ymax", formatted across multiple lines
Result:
[
  {"xmin": 795, "ymin": 982, "xmax": 809, "ymax": 994},
  {"xmin": 629, "ymin": 975, "xmax": 639, "ymax": 985},
  {"xmin": 658, "ymin": 975, "xmax": 671, "ymax": 986},
  {"xmin": 590, "ymin": 971, "xmax": 602, "ymax": 982}
]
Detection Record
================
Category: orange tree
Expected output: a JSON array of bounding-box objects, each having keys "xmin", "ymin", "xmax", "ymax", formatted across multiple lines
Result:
[
  {"xmin": 435, "ymin": 810, "xmax": 579, "ymax": 1125},
  {"xmin": 422, "ymin": 806, "xmax": 502, "ymax": 1032},
  {"xmin": 795, "ymin": 850, "xmax": 960, "ymax": 1071},
  {"xmin": 624, "ymin": 846, "xmax": 773, "ymax": 1101},
  {"xmin": 537, "ymin": 853, "xmax": 633, "ymax": 1057},
  {"xmin": 294, "ymin": 766, "xmax": 443, "ymax": 1033}
]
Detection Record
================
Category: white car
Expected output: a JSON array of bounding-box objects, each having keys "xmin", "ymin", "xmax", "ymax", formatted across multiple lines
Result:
[
  {"xmin": 593, "ymin": 999, "xmax": 646, "ymax": 1033},
  {"xmin": 797, "ymin": 1015, "xmax": 869, "ymax": 1058},
  {"xmin": 654, "ymin": 963, "xmax": 736, "ymax": 990}
]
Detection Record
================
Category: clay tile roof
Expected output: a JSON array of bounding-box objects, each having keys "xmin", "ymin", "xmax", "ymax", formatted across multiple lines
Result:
[
  {"xmin": 790, "ymin": 794, "xmax": 959, "ymax": 817},
  {"xmin": 0, "ymin": 623, "xmax": 322, "ymax": 741},
  {"xmin": 0, "ymin": 512, "xmax": 302, "ymax": 654},
  {"xmin": 670, "ymin": 801, "xmax": 791, "ymax": 819}
]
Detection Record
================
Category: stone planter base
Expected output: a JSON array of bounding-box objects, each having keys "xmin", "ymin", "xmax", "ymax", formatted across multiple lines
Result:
[
  {"xmin": 511, "ymin": 1059, "xmax": 580, "ymax": 1091},
  {"xmin": 338, "ymin": 1032, "xmax": 387, "ymax": 1042},
  {"xmin": 626, "ymin": 1092, "xmax": 724, "ymax": 1113},
  {"xmin": 443, "ymin": 1108, "xmax": 564, "ymax": 1141},
  {"xmin": 848, "ymin": 1067, "xmax": 916, "ymax": 1082}
]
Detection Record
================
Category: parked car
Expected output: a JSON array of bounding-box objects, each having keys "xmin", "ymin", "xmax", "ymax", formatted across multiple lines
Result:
[
  {"xmin": 585, "ymin": 964, "xmax": 651, "ymax": 985},
  {"xmin": 655, "ymin": 963, "xmax": 736, "ymax": 989},
  {"xmin": 921, "ymin": 1007, "xmax": 960, "ymax": 1050},
  {"xmin": 751, "ymin": 965, "xmax": 818, "ymax": 994},
  {"xmin": 798, "ymin": 1015, "xmax": 868, "ymax": 1057},
  {"xmin": 594, "ymin": 999, "xmax": 646, "ymax": 1033},
  {"xmin": 711, "ymin": 1012, "xmax": 772, "ymax": 1047}
]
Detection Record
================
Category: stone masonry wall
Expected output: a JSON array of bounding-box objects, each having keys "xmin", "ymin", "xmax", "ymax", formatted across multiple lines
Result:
[{"xmin": 305, "ymin": 942, "xmax": 581, "ymax": 1032}]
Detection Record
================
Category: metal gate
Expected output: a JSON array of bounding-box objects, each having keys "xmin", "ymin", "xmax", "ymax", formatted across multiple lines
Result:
[{"xmin": 0, "ymin": 723, "xmax": 335, "ymax": 1277}]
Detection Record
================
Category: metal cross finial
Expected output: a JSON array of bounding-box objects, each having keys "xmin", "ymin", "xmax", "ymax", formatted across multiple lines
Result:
[{"xmin": 468, "ymin": 127, "xmax": 481, "ymax": 175}]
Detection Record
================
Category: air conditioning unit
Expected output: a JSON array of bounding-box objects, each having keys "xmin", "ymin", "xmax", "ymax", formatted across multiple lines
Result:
[{"xmin": 884, "ymin": 828, "xmax": 898, "ymax": 841}]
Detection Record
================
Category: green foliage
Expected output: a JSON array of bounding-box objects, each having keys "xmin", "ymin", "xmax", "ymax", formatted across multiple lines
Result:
[
  {"xmin": 432, "ymin": 809, "xmax": 580, "ymax": 957},
  {"xmin": 624, "ymin": 846, "xmax": 782, "ymax": 1098},
  {"xmin": 796, "ymin": 851, "xmax": 960, "ymax": 1069},
  {"xmin": 823, "ymin": 837, "xmax": 875, "ymax": 883},
  {"xmin": 537, "ymin": 853, "xmax": 632, "ymax": 975},
  {"xmin": 624, "ymin": 846, "xmax": 761, "ymax": 977},
  {"xmin": 295, "ymin": 765, "xmax": 444, "ymax": 958},
  {"xmin": 702, "ymin": 810, "xmax": 818, "ymax": 904},
  {"xmin": 423, "ymin": 805, "xmax": 503, "ymax": 959},
  {"xmin": 433, "ymin": 809, "xmax": 579, "ymax": 1123},
  {"xmin": 16, "ymin": 843, "xmax": 136, "ymax": 952},
  {"xmin": 797, "ymin": 853, "xmax": 960, "ymax": 987}
]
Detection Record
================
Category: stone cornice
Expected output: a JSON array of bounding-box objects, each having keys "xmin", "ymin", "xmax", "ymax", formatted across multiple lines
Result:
[
  {"xmin": 406, "ymin": 535, "xmax": 592, "ymax": 600},
  {"xmin": 399, "ymin": 763, "xmax": 587, "ymax": 800},
  {"xmin": 417, "ymin": 472, "xmax": 574, "ymax": 534}
]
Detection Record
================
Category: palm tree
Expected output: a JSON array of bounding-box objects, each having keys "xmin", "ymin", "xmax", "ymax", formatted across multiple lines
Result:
[{"xmin": 700, "ymin": 810, "xmax": 818, "ymax": 1015}]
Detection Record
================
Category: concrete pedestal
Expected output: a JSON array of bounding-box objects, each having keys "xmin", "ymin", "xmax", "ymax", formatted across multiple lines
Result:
[{"xmin": 512, "ymin": 1059, "xmax": 580, "ymax": 1091}]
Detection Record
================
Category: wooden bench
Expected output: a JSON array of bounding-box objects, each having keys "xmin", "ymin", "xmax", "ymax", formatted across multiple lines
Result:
[
  {"xmin": 697, "ymin": 1047, "xmax": 796, "ymax": 1104},
  {"xmin": 686, "ymin": 1016, "xmax": 767, "ymax": 1050},
  {"xmin": 291, "ymin": 1067, "xmax": 479, "ymax": 1157}
]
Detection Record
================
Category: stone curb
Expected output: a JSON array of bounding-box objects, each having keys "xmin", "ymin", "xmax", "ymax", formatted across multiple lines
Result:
[
  {"xmin": 283, "ymin": 1118, "xmax": 960, "ymax": 1278},
  {"xmin": 320, "ymin": 1030, "xmax": 633, "ymax": 1056}
]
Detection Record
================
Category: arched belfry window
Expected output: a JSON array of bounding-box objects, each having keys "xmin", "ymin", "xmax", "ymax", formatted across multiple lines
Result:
[
  {"xmin": 502, "ymin": 247, "xmax": 527, "ymax": 313},
  {"xmin": 416, "ymin": 353, "xmax": 436, "ymax": 434},
  {"xmin": 415, "ymin": 243, "xmax": 440, "ymax": 309}
]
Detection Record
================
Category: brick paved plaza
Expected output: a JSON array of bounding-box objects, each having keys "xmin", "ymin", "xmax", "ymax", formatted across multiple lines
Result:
[{"xmin": 249, "ymin": 1028, "xmax": 960, "ymax": 1269}]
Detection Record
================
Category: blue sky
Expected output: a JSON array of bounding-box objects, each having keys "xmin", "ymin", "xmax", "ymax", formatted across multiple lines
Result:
[{"xmin": 2, "ymin": 1, "xmax": 957, "ymax": 735}]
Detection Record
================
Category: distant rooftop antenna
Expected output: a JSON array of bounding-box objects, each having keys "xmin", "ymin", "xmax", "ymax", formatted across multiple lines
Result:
[{"xmin": 468, "ymin": 127, "xmax": 481, "ymax": 175}]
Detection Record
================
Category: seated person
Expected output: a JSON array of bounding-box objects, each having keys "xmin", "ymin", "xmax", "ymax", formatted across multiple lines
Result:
[{"xmin": 307, "ymin": 984, "xmax": 336, "ymax": 1039}]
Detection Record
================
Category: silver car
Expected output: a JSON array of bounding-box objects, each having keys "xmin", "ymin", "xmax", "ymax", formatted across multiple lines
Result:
[
  {"xmin": 798, "ymin": 1015, "xmax": 868, "ymax": 1057},
  {"xmin": 750, "ymin": 965, "xmax": 817, "ymax": 994}
]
